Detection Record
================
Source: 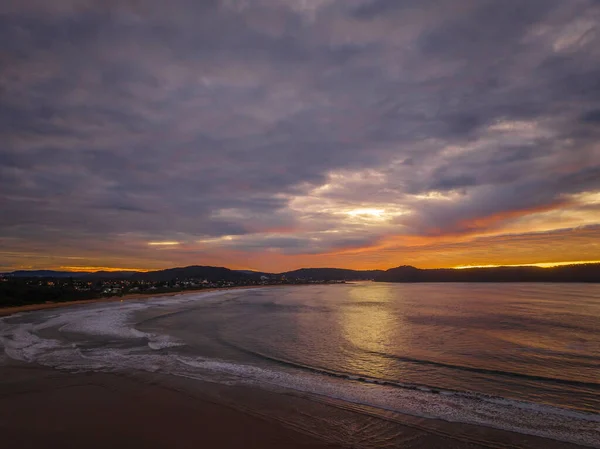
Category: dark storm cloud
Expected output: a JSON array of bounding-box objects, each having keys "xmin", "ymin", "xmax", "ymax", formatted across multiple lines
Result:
[
  {"xmin": 581, "ymin": 109, "xmax": 600, "ymax": 123},
  {"xmin": 352, "ymin": 0, "xmax": 420, "ymax": 19},
  {"xmin": 1, "ymin": 0, "xmax": 599, "ymax": 263}
]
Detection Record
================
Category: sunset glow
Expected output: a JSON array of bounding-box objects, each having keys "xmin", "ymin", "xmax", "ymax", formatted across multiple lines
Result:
[
  {"xmin": 454, "ymin": 261, "xmax": 600, "ymax": 269},
  {"xmin": 59, "ymin": 266, "xmax": 150, "ymax": 273},
  {"xmin": 1, "ymin": 1, "xmax": 599, "ymax": 273},
  {"xmin": 2, "ymin": 5, "xmax": 599, "ymax": 449}
]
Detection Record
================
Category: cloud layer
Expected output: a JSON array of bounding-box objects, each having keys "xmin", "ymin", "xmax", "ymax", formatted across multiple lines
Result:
[{"xmin": 1, "ymin": 0, "xmax": 599, "ymax": 271}]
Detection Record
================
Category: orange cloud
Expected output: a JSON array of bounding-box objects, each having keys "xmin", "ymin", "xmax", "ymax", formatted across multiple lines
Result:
[
  {"xmin": 453, "ymin": 201, "xmax": 570, "ymax": 234},
  {"xmin": 59, "ymin": 266, "xmax": 150, "ymax": 272}
]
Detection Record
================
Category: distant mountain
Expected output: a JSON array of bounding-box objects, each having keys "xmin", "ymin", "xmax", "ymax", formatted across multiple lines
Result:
[
  {"xmin": 7, "ymin": 263, "xmax": 597, "ymax": 283},
  {"xmin": 282, "ymin": 268, "xmax": 384, "ymax": 281},
  {"xmin": 1, "ymin": 266, "xmax": 253, "ymax": 282},
  {"xmin": 375, "ymin": 264, "xmax": 600, "ymax": 283},
  {"xmin": 234, "ymin": 270, "xmax": 271, "ymax": 277},
  {"xmin": 2, "ymin": 270, "xmax": 91, "ymax": 278},
  {"xmin": 82, "ymin": 271, "xmax": 142, "ymax": 280},
  {"xmin": 2, "ymin": 270, "xmax": 142, "ymax": 279},
  {"xmin": 131, "ymin": 265, "xmax": 251, "ymax": 282}
]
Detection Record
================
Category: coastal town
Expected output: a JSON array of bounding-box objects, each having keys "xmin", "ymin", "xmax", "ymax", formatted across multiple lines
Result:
[{"xmin": 0, "ymin": 273, "xmax": 346, "ymax": 308}]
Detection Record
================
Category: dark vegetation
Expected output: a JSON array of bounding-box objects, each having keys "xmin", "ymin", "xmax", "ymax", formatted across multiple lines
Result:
[
  {"xmin": 132, "ymin": 266, "xmax": 249, "ymax": 282},
  {"xmin": 4, "ymin": 266, "xmax": 383, "ymax": 282},
  {"xmin": 0, "ymin": 266, "xmax": 355, "ymax": 308},
  {"xmin": 0, "ymin": 280, "xmax": 98, "ymax": 307}
]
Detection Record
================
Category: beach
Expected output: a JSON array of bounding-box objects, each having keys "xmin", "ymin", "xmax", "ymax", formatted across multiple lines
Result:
[
  {"xmin": 1, "ymin": 284, "xmax": 598, "ymax": 449},
  {"xmin": 1, "ymin": 287, "xmax": 344, "ymax": 449},
  {"xmin": 0, "ymin": 361, "xmax": 342, "ymax": 449},
  {"xmin": 0, "ymin": 285, "xmax": 277, "ymax": 317},
  {"xmin": 1, "ymin": 360, "xmax": 590, "ymax": 449}
]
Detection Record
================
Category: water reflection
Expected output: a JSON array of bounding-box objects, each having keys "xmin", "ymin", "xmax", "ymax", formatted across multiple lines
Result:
[{"xmin": 337, "ymin": 283, "xmax": 401, "ymax": 378}]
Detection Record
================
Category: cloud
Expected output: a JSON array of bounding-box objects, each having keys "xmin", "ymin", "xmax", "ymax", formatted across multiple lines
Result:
[
  {"xmin": 1, "ymin": 0, "xmax": 599, "ymax": 270},
  {"xmin": 581, "ymin": 109, "xmax": 600, "ymax": 123}
]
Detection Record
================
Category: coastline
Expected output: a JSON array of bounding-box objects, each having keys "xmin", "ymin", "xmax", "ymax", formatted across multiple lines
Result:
[
  {"xmin": 1, "ymin": 285, "xmax": 595, "ymax": 449},
  {"xmin": 0, "ymin": 361, "xmax": 341, "ymax": 449},
  {"xmin": 0, "ymin": 361, "xmax": 588, "ymax": 449},
  {"xmin": 0, "ymin": 284, "xmax": 281, "ymax": 317}
]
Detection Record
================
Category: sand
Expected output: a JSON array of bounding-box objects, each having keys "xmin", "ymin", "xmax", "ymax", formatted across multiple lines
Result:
[
  {"xmin": 0, "ymin": 288, "xmax": 593, "ymax": 449},
  {"xmin": 0, "ymin": 362, "xmax": 340, "ymax": 449},
  {"xmin": 0, "ymin": 361, "xmax": 589, "ymax": 449},
  {"xmin": 0, "ymin": 282, "xmax": 340, "ymax": 448}
]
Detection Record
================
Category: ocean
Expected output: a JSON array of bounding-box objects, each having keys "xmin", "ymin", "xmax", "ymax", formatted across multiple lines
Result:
[{"xmin": 1, "ymin": 283, "xmax": 599, "ymax": 447}]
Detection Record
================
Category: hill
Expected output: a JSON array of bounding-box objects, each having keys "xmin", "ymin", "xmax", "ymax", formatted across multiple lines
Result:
[
  {"xmin": 3, "ymin": 270, "xmax": 91, "ymax": 278},
  {"xmin": 282, "ymin": 268, "xmax": 383, "ymax": 281},
  {"xmin": 234, "ymin": 270, "xmax": 272, "ymax": 277},
  {"xmin": 2, "ymin": 270, "xmax": 142, "ymax": 279},
  {"xmin": 82, "ymin": 271, "xmax": 143, "ymax": 280},
  {"xmin": 5, "ymin": 264, "xmax": 598, "ymax": 283},
  {"xmin": 375, "ymin": 264, "xmax": 600, "ymax": 283},
  {"xmin": 131, "ymin": 265, "xmax": 253, "ymax": 282}
]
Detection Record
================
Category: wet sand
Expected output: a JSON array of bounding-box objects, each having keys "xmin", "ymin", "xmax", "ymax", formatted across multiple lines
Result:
[
  {"xmin": 1, "ymin": 288, "xmax": 594, "ymax": 449},
  {"xmin": 0, "ymin": 361, "xmax": 590, "ymax": 449},
  {"xmin": 0, "ymin": 362, "xmax": 340, "ymax": 449}
]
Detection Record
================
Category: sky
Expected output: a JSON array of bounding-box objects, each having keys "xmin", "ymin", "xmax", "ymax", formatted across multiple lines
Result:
[{"xmin": 1, "ymin": 0, "xmax": 600, "ymax": 273}]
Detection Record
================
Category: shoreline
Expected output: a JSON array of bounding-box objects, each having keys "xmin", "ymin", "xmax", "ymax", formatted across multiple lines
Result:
[
  {"xmin": 1, "ymin": 286, "xmax": 594, "ymax": 448},
  {"xmin": 0, "ymin": 284, "xmax": 290, "ymax": 317},
  {"xmin": 0, "ymin": 362, "xmax": 342, "ymax": 449},
  {"xmin": 0, "ymin": 362, "xmax": 587, "ymax": 449}
]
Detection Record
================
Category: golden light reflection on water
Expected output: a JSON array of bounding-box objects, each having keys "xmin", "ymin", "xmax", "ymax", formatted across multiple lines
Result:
[{"xmin": 337, "ymin": 283, "xmax": 403, "ymax": 377}]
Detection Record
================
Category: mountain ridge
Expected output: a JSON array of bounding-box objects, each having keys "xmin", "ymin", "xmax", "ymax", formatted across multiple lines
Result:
[
  {"xmin": 375, "ymin": 263, "xmax": 600, "ymax": 283},
  {"xmin": 3, "ymin": 263, "xmax": 600, "ymax": 282},
  {"xmin": 1, "ymin": 266, "xmax": 382, "ymax": 281}
]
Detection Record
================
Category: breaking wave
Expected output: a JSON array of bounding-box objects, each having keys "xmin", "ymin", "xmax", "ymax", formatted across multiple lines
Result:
[{"xmin": 0, "ymin": 290, "xmax": 599, "ymax": 448}]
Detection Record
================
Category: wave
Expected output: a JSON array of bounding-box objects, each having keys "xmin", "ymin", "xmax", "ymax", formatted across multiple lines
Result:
[
  {"xmin": 218, "ymin": 339, "xmax": 600, "ymax": 419},
  {"xmin": 0, "ymin": 289, "xmax": 241, "ymax": 362},
  {"xmin": 359, "ymin": 348, "xmax": 600, "ymax": 390},
  {"xmin": 170, "ymin": 353, "xmax": 600, "ymax": 448},
  {"xmin": 1, "ymin": 294, "xmax": 599, "ymax": 448}
]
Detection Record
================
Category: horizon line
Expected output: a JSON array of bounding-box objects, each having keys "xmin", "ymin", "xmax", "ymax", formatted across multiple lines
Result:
[{"xmin": 3, "ymin": 259, "xmax": 600, "ymax": 274}]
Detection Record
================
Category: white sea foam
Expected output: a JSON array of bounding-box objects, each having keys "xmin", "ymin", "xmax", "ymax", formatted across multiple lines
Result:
[
  {"xmin": 0, "ymin": 289, "xmax": 240, "ymax": 361},
  {"xmin": 0, "ymin": 323, "xmax": 64, "ymax": 363},
  {"xmin": 1, "ymin": 288, "xmax": 599, "ymax": 448}
]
